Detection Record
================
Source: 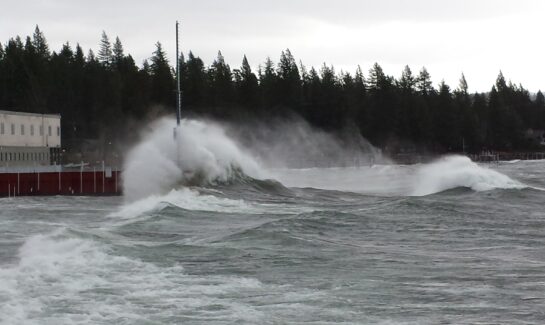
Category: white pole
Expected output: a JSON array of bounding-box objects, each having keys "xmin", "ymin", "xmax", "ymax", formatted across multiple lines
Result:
[{"xmin": 17, "ymin": 173, "xmax": 19, "ymax": 195}]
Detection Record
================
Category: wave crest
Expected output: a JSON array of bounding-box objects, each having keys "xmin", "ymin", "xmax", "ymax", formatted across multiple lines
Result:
[
  {"xmin": 123, "ymin": 118, "xmax": 263, "ymax": 201},
  {"xmin": 412, "ymin": 155, "xmax": 525, "ymax": 196}
]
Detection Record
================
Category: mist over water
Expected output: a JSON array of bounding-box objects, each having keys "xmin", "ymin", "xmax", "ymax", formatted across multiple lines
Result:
[
  {"xmin": 123, "ymin": 118, "xmax": 262, "ymax": 201},
  {"xmin": 2, "ymin": 118, "xmax": 545, "ymax": 324},
  {"xmin": 119, "ymin": 117, "xmax": 535, "ymax": 220},
  {"xmin": 124, "ymin": 118, "xmax": 529, "ymax": 200},
  {"xmin": 226, "ymin": 117, "xmax": 389, "ymax": 168}
]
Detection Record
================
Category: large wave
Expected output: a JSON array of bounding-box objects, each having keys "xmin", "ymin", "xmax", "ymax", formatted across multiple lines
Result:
[
  {"xmin": 272, "ymin": 156, "xmax": 530, "ymax": 197},
  {"xmin": 412, "ymin": 155, "xmax": 526, "ymax": 196},
  {"xmin": 121, "ymin": 118, "xmax": 531, "ymax": 212},
  {"xmin": 123, "ymin": 118, "xmax": 263, "ymax": 201}
]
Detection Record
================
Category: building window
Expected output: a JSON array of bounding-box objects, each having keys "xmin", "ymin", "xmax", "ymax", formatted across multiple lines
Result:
[
  {"xmin": 40, "ymin": 125, "xmax": 44, "ymax": 136},
  {"xmin": 1, "ymin": 122, "xmax": 4, "ymax": 134},
  {"xmin": 11, "ymin": 124, "xmax": 14, "ymax": 135},
  {"xmin": 57, "ymin": 126, "xmax": 60, "ymax": 136},
  {"xmin": 31, "ymin": 125, "xmax": 34, "ymax": 136},
  {"xmin": 48, "ymin": 125, "xmax": 52, "ymax": 136},
  {"xmin": 21, "ymin": 124, "xmax": 25, "ymax": 135}
]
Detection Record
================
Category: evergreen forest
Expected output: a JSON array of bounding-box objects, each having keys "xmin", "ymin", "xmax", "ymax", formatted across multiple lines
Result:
[{"xmin": 1, "ymin": 27, "xmax": 544, "ymax": 158}]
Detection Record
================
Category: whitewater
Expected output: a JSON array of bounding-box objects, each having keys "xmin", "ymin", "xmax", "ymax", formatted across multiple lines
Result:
[{"xmin": 1, "ymin": 118, "xmax": 545, "ymax": 324}]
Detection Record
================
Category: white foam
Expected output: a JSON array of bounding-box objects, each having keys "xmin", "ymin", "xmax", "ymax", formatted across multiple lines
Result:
[
  {"xmin": 271, "ymin": 156, "xmax": 528, "ymax": 197},
  {"xmin": 111, "ymin": 187, "xmax": 257, "ymax": 218},
  {"xmin": 0, "ymin": 230, "xmax": 272, "ymax": 324},
  {"xmin": 412, "ymin": 155, "xmax": 526, "ymax": 196},
  {"xmin": 123, "ymin": 118, "xmax": 263, "ymax": 201}
]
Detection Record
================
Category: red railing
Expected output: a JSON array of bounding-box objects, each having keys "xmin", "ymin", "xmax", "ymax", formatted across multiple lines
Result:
[{"xmin": 0, "ymin": 171, "xmax": 121, "ymax": 197}]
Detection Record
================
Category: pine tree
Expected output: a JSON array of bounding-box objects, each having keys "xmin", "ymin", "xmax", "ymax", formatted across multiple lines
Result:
[
  {"xmin": 399, "ymin": 65, "xmax": 415, "ymax": 91},
  {"xmin": 59, "ymin": 42, "xmax": 74, "ymax": 60},
  {"xmin": 276, "ymin": 49, "xmax": 301, "ymax": 108},
  {"xmin": 209, "ymin": 50, "xmax": 234, "ymax": 108},
  {"xmin": 259, "ymin": 57, "xmax": 277, "ymax": 110},
  {"xmin": 354, "ymin": 66, "xmax": 365, "ymax": 88},
  {"xmin": 367, "ymin": 63, "xmax": 386, "ymax": 91},
  {"xmin": 416, "ymin": 67, "xmax": 433, "ymax": 95},
  {"xmin": 87, "ymin": 49, "xmax": 96, "ymax": 63},
  {"xmin": 112, "ymin": 36, "xmax": 124, "ymax": 65},
  {"xmin": 457, "ymin": 73, "xmax": 468, "ymax": 94},
  {"xmin": 32, "ymin": 25, "xmax": 50, "ymax": 59},
  {"xmin": 142, "ymin": 59, "xmax": 150, "ymax": 74},
  {"xmin": 535, "ymin": 91, "xmax": 545, "ymax": 129},
  {"xmin": 495, "ymin": 70, "xmax": 507, "ymax": 92},
  {"xmin": 150, "ymin": 42, "xmax": 174, "ymax": 106},
  {"xmin": 183, "ymin": 51, "xmax": 207, "ymax": 107},
  {"xmin": 97, "ymin": 31, "xmax": 112, "ymax": 66},
  {"xmin": 75, "ymin": 44, "xmax": 85, "ymax": 65},
  {"xmin": 236, "ymin": 55, "xmax": 258, "ymax": 108}
]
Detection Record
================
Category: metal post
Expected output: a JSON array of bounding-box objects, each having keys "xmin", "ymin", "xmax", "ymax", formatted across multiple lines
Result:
[
  {"xmin": 94, "ymin": 167, "xmax": 96, "ymax": 193},
  {"xmin": 176, "ymin": 20, "xmax": 181, "ymax": 126},
  {"xmin": 80, "ymin": 161, "xmax": 83, "ymax": 194},
  {"xmin": 102, "ymin": 161, "xmax": 105, "ymax": 193},
  {"xmin": 37, "ymin": 172, "xmax": 40, "ymax": 192},
  {"xmin": 17, "ymin": 173, "xmax": 19, "ymax": 195},
  {"xmin": 115, "ymin": 168, "xmax": 118, "ymax": 193},
  {"xmin": 59, "ymin": 168, "xmax": 61, "ymax": 193}
]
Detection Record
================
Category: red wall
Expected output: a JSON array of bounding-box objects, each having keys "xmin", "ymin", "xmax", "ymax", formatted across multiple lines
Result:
[{"xmin": 0, "ymin": 171, "xmax": 121, "ymax": 197}]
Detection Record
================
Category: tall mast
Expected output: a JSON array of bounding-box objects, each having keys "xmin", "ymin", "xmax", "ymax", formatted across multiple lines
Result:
[{"xmin": 176, "ymin": 21, "xmax": 181, "ymax": 126}]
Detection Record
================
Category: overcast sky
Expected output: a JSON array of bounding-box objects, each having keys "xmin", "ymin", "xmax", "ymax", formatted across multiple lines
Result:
[{"xmin": 2, "ymin": 0, "xmax": 544, "ymax": 92}]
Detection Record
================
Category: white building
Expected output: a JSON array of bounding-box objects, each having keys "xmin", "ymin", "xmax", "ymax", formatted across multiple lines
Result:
[{"xmin": 0, "ymin": 110, "xmax": 61, "ymax": 166}]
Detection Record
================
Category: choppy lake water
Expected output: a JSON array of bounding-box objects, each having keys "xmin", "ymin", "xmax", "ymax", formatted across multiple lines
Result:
[{"xmin": 1, "ymin": 157, "xmax": 545, "ymax": 324}]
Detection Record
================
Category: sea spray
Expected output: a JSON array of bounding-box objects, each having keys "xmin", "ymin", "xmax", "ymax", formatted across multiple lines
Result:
[
  {"xmin": 123, "ymin": 118, "xmax": 263, "ymax": 201},
  {"xmin": 226, "ymin": 118, "xmax": 389, "ymax": 168},
  {"xmin": 273, "ymin": 156, "xmax": 528, "ymax": 196},
  {"xmin": 412, "ymin": 155, "xmax": 525, "ymax": 196}
]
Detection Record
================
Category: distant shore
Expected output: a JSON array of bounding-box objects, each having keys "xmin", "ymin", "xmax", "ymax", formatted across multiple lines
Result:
[{"xmin": 392, "ymin": 151, "xmax": 545, "ymax": 165}]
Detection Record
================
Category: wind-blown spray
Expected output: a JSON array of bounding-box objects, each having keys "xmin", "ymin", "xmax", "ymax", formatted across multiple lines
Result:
[{"xmin": 123, "ymin": 118, "xmax": 262, "ymax": 201}]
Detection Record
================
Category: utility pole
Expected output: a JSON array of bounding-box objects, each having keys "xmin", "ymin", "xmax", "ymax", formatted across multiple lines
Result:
[
  {"xmin": 174, "ymin": 21, "xmax": 182, "ymax": 167},
  {"xmin": 176, "ymin": 20, "xmax": 182, "ymax": 127}
]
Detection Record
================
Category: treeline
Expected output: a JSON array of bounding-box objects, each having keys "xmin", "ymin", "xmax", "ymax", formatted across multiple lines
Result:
[{"xmin": 1, "ymin": 26, "xmax": 544, "ymax": 154}]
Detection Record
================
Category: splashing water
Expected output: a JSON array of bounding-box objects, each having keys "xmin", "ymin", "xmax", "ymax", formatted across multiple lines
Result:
[
  {"xmin": 411, "ymin": 155, "xmax": 526, "ymax": 196},
  {"xmin": 123, "ymin": 118, "xmax": 263, "ymax": 201},
  {"xmin": 122, "ymin": 118, "xmax": 531, "ymax": 205}
]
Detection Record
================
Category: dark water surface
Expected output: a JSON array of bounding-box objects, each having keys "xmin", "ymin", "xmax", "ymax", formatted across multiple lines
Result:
[{"xmin": 1, "ymin": 159, "xmax": 545, "ymax": 324}]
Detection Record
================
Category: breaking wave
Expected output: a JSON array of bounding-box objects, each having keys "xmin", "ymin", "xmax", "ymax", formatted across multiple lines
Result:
[
  {"xmin": 412, "ymin": 156, "xmax": 526, "ymax": 196},
  {"xmin": 123, "ymin": 118, "xmax": 263, "ymax": 201},
  {"xmin": 0, "ymin": 229, "xmax": 269, "ymax": 324}
]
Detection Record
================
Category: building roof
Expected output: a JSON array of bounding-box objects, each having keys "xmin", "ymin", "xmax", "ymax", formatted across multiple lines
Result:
[{"xmin": 0, "ymin": 110, "xmax": 61, "ymax": 119}]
